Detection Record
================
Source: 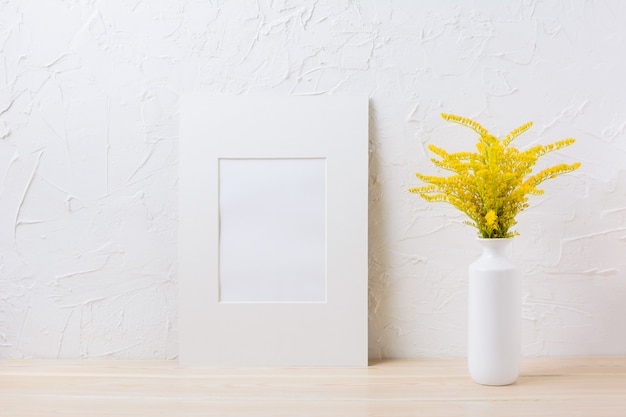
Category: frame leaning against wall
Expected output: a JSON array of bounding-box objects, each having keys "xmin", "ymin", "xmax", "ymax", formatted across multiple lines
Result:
[{"xmin": 179, "ymin": 95, "xmax": 368, "ymax": 367}]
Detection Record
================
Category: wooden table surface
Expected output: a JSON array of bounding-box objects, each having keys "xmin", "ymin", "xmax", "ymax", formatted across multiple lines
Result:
[{"xmin": 1, "ymin": 357, "xmax": 625, "ymax": 416}]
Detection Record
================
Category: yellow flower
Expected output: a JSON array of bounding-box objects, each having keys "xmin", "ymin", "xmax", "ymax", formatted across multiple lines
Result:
[{"xmin": 409, "ymin": 113, "xmax": 581, "ymax": 238}]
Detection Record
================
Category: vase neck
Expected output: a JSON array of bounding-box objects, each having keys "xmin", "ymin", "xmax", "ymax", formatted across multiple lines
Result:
[{"xmin": 477, "ymin": 238, "xmax": 512, "ymax": 257}]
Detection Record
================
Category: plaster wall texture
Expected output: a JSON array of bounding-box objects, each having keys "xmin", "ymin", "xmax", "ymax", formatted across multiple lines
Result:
[{"xmin": 1, "ymin": 0, "xmax": 625, "ymax": 359}]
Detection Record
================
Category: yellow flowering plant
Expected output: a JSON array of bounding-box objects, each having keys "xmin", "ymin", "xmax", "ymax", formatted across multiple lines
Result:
[{"xmin": 409, "ymin": 113, "xmax": 581, "ymax": 238}]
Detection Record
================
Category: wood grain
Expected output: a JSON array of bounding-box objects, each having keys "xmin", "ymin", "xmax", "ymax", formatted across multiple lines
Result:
[{"xmin": 1, "ymin": 357, "xmax": 625, "ymax": 416}]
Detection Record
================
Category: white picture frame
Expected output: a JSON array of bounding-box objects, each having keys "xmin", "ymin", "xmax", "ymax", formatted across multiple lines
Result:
[{"xmin": 179, "ymin": 95, "xmax": 368, "ymax": 367}]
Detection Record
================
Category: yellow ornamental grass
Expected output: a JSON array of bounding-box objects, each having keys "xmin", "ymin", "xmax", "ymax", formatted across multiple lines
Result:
[{"xmin": 409, "ymin": 113, "xmax": 581, "ymax": 238}]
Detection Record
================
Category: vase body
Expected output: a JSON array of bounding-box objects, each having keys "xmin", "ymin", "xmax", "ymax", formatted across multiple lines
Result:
[{"xmin": 468, "ymin": 238, "xmax": 521, "ymax": 386}]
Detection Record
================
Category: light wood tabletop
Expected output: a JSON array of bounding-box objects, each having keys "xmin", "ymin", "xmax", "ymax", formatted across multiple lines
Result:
[{"xmin": 1, "ymin": 357, "xmax": 625, "ymax": 416}]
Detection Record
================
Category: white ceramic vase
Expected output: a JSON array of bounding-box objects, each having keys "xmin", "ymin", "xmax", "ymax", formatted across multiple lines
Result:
[{"xmin": 468, "ymin": 238, "xmax": 521, "ymax": 386}]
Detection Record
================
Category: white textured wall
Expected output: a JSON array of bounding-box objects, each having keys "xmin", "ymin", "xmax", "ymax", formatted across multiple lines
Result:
[{"xmin": 1, "ymin": 0, "xmax": 625, "ymax": 359}]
